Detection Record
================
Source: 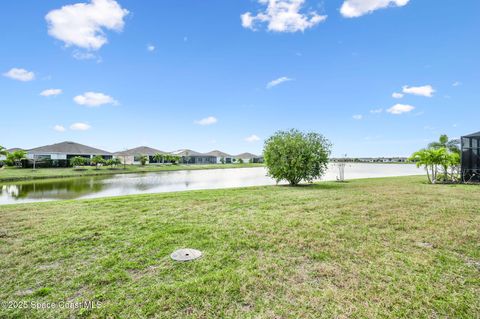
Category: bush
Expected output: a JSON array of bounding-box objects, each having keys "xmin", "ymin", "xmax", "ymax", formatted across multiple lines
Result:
[
  {"xmin": 138, "ymin": 155, "xmax": 148, "ymax": 166},
  {"xmin": 263, "ymin": 129, "xmax": 332, "ymax": 186},
  {"xmin": 70, "ymin": 156, "xmax": 86, "ymax": 167},
  {"xmin": 91, "ymin": 155, "xmax": 105, "ymax": 169}
]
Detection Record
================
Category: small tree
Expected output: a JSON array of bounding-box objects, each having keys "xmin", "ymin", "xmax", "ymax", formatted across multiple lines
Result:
[
  {"xmin": 446, "ymin": 152, "xmax": 460, "ymax": 182},
  {"xmin": 111, "ymin": 158, "xmax": 122, "ymax": 168},
  {"xmin": 409, "ymin": 148, "xmax": 449, "ymax": 183},
  {"xmin": 263, "ymin": 129, "xmax": 332, "ymax": 186},
  {"xmin": 0, "ymin": 146, "xmax": 7, "ymax": 157},
  {"xmin": 6, "ymin": 150, "xmax": 27, "ymax": 167},
  {"xmin": 170, "ymin": 155, "xmax": 180, "ymax": 165},
  {"xmin": 91, "ymin": 155, "xmax": 105, "ymax": 169},
  {"xmin": 238, "ymin": 158, "xmax": 244, "ymax": 164},
  {"xmin": 153, "ymin": 153, "xmax": 164, "ymax": 164},
  {"xmin": 139, "ymin": 155, "xmax": 148, "ymax": 166},
  {"xmin": 220, "ymin": 157, "xmax": 225, "ymax": 164},
  {"xmin": 70, "ymin": 156, "xmax": 86, "ymax": 168}
]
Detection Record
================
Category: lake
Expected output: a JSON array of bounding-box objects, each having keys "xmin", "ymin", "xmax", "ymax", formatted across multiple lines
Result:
[{"xmin": 0, "ymin": 164, "xmax": 423, "ymax": 205}]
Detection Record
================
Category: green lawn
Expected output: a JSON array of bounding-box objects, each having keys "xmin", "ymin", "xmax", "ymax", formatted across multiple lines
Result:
[
  {"xmin": 0, "ymin": 163, "xmax": 264, "ymax": 182},
  {"xmin": 0, "ymin": 176, "xmax": 478, "ymax": 318}
]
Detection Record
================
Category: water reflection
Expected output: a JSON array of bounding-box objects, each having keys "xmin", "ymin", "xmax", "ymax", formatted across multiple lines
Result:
[{"xmin": 0, "ymin": 165, "xmax": 422, "ymax": 205}]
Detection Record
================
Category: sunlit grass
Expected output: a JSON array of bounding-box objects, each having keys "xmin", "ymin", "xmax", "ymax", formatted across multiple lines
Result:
[{"xmin": 0, "ymin": 176, "xmax": 478, "ymax": 318}]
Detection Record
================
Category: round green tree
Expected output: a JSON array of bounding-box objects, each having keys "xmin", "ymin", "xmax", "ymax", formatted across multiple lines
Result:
[{"xmin": 263, "ymin": 129, "xmax": 332, "ymax": 186}]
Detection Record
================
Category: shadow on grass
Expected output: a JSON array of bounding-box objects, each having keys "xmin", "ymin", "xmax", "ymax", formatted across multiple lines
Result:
[{"xmin": 278, "ymin": 182, "xmax": 347, "ymax": 190}]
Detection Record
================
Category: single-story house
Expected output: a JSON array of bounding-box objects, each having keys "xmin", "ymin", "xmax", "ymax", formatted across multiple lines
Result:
[
  {"xmin": 27, "ymin": 141, "xmax": 112, "ymax": 161},
  {"xmin": 235, "ymin": 152, "xmax": 263, "ymax": 163},
  {"xmin": 114, "ymin": 146, "xmax": 167, "ymax": 165},
  {"xmin": 171, "ymin": 149, "xmax": 217, "ymax": 164},
  {"xmin": 205, "ymin": 150, "xmax": 235, "ymax": 164}
]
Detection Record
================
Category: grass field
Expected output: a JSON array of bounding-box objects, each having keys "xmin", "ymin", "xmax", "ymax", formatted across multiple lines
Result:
[
  {"xmin": 0, "ymin": 176, "xmax": 478, "ymax": 318},
  {"xmin": 0, "ymin": 163, "xmax": 264, "ymax": 182}
]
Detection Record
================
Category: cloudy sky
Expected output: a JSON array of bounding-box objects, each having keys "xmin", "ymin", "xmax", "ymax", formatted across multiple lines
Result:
[{"xmin": 1, "ymin": 0, "xmax": 478, "ymax": 156}]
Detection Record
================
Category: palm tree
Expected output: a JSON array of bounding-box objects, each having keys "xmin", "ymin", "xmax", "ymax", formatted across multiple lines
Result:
[
  {"xmin": 0, "ymin": 145, "xmax": 7, "ymax": 157},
  {"xmin": 153, "ymin": 153, "xmax": 164, "ymax": 164},
  {"xmin": 138, "ymin": 155, "xmax": 148, "ymax": 166},
  {"xmin": 428, "ymin": 134, "xmax": 460, "ymax": 154},
  {"xmin": 409, "ymin": 148, "xmax": 449, "ymax": 183}
]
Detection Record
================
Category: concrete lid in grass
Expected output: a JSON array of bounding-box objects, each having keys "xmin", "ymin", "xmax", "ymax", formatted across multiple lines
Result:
[{"xmin": 171, "ymin": 249, "xmax": 202, "ymax": 262}]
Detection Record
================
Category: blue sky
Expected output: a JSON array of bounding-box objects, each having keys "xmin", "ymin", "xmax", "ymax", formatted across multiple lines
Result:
[{"xmin": 0, "ymin": 0, "xmax": 478, "ymax": 157}]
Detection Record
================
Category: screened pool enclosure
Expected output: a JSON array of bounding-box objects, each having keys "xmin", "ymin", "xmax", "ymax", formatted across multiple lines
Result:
[{"xmin": 461, "ymin": 131, "xmax": 480, "ymax": 182}]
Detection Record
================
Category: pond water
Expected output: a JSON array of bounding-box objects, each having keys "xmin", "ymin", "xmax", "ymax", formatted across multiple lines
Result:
[{"xmin": 0, "ymin": 164, "xmax": 423, "ymax": 205}]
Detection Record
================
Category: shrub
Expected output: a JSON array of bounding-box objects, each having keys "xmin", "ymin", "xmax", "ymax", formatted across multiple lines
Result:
[
  {"xmin": 70, "ymin": 156, "xmax": 86, "ymax": 167},
  {"xmin": 138, "ymin": 155, "xmax": 148, "ymax": 166},
  {"xmin": 91, "ymin": 155, "xmax": 105, "ymax": 169},
  {"xmin": 263, "ymin": 129, "xmax": 332, "ymax": 186}
]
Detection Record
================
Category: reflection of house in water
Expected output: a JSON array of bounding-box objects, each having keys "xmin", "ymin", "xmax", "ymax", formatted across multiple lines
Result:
[
  {"xmin": 1, "ymin": 185, "xmax": 19, "ymax": 197},
  {"xmin": 1, "ymin": 177, "xmax": 107, "ymax": 201}
]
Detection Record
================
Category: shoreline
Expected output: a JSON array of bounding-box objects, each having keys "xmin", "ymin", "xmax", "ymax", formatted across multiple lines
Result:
[{"xmin": 0, "ymin": 163, "xmax": 264, "ymax": 183}]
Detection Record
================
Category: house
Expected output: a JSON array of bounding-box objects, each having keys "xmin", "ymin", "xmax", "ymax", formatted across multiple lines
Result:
[
  {"xmin": 27, "ymin": 141, "xmax": 112, "ymax": 161},
  {"xmin": 171, "ymin": 149, "xmax": 216, "ymax": 164},
  {"xmin": 114, "ymin": 146, "xmax": 167, "ymax": 165},
  {"xmin": 205, "ymin": 150, "xmax": 235, "ymax": 164},
  {"xmin": 235, "ymin": 152, "xmax": 263, "ymax": 163}
]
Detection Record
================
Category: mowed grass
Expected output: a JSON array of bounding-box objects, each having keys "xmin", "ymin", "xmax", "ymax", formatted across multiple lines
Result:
[
  {"xmin": 0, "ymin": 163, "xmax": 263, "ymax": 182},
  {"xmin": 0, "ymin": 176, "xmax": 478, "ymax": 318}
]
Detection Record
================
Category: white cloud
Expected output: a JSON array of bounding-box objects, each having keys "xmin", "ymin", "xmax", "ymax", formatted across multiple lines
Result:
[
  {"xmin": 53, "ymin": 125, "xmax": 66, "ymax": 132},
  {"xmin": 267, "ymin": 76, "xmax": 292, "ymax": 88},
  {"xmin": 241, "ymin": 0, "xmax": 327, "ymax": 33},
  {"xmin": 392, "ymin": 92, "xmax": 404, "ymax": 99},
  {"xmin": 352, "ymin": 114, "xmax": 363, "ymax": 120},
  {"xmin": 387, "ymin": 103, "xmax": 415, "ymax": 115},
  {"xmin": 74, "ymin": 92, "xmax": 118, "ymax": 107},
  {"xmin": 340, "ymin": 0, "xmax": 409, "ymax": 18},
  {"xmin": 452, "ymin": 81, "xmax": 461, "ymax": 87},
  {"xmin": 45, "ymin": 0, "xmax": 129, "ymax": 51},
  {"xmin": 3, "ymin": 68, "xmax": 35, "ymax": 82},
  {"xmin": 194, "ymin": 116, "xmax": 218, "ymax": 126},
  {"xmin": 370, "ymin": 108, "xmax": 383, "ymax": 114},
  {"xmin": 70, "ymin": 122, "xmax": 91, "ymax": 131},
  {"xmin": 402, "ymin": 85, "xmax": 435, "ymax": 97},
  {"xmin": 73, "ymin": 51, "xmax": 98, "ymax": 60},
  {"xmin": 40, "ymin": 89, "xmax": 63, "ymax": 97},
  {"xmin": 147, "ymin": 44, "xmax": 155, "ymax": 52},
  {"xmin": 245, "ymin": 134, "xmax": 261, "ymax": 142}
]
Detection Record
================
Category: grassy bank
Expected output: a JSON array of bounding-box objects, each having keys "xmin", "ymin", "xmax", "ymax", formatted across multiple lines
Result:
[
  {"xmin": 0, "ymin": 163, "xmax": 264, "ymax": 183},
  {"xmin": 0, "ymin": 176, "xmax": 478, "ymax": 318}
]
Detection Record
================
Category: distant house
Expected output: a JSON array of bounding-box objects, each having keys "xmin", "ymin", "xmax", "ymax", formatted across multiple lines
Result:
[
  {"xmin": 205, "ymin": 150, "xmax": 234, "ymax": 164},
  {"xmin": 235, "ymin": 152, "xmax": 263, "ymax": 163},
  {"xmin": 171, "ymin": 149, "xmax": 216, "ymax": 164},
  {"xmin": 27, "ymin": 141, "xmax": 112, "ymax": 161},
  {"xmin": 114, "ymin": 146, "xmax": 167, "ymax": 165}
]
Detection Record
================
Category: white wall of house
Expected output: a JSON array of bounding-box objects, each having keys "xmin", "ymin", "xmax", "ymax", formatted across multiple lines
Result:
[{"xmin": 115, "ymin": 155, "xmax": 135, "ymax": 165}]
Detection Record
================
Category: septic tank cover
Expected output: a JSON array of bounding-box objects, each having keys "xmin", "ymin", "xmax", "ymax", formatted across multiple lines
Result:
[{"xmin": 170, "ymin": 248, "xmax": 202, "ymax": 262}]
